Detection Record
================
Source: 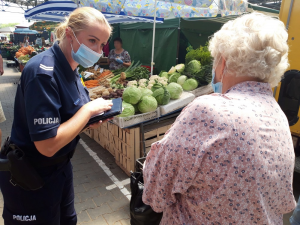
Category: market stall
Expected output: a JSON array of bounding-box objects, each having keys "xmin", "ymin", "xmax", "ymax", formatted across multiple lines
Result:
[{"xmin": 81, "ymin": 46, "xmax": 213, "ymax": 175}]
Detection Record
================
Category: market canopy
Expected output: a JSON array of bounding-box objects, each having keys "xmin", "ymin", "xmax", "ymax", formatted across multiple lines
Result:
[
  {"xmin": 0, "ymin": 27, "xmax": 15, "ymax": 33},
  {"xmin": 75, "ymin": 0, "xmax": 248, "ymax": 18},
  {"xmin": 24, "ymin": 0, "xmax": 164, "ymax": 23}
]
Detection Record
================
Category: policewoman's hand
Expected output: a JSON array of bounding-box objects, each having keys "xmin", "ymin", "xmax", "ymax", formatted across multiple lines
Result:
[{"xmin": 84, "ymin": 98, "xmax": 113, "ymax": 117}]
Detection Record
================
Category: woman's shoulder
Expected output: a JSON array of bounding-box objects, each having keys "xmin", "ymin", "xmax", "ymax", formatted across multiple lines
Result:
[{"xmin": 22, "ymin": 50, "xmax": 56, "ymax": 82}]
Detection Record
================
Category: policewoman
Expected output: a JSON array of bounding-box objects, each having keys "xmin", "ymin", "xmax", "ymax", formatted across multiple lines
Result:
[{"xmin": 0, "ymin": 7, "xmax": 112, "ymax": 224}]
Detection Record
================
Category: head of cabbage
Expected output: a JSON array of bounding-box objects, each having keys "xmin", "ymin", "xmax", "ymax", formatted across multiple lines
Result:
[
  {"xmin": 140, "ymin": 88, "xmax": 153, "ymax": 97},
  {"xmin": 182, "ymin": 78, "xmax": 198, "ymax": 91},
  {"xmin": 168, "ymin": 72, "xmax": 181, "ymax": 83},
  {"xmin": 160, "ymin": 72, "xmax": 169, "ymax": 79},
  {"xmin": 138, "ymin": 96, "xmax": 158, "ymax": 113},
  {"xmin": 123, "ymin": 86, "xmax": 142, "ymax": 105},
  {"xmin": 166, "ymin": 83, "xmax": 183, "ymax": 100},
  {"xmin": 152, "ymin": 87, "xmax": 170, "ymax": 105},
  {"xmin": 185, "ymin": 60, "xmax": 201, "ymax": 74},
  {"xmin": 177, "ymin": 75, "xmax": 187, "ymax": 86},
  {"xmin": 118, "ymin": 102, "xmax": 135, "ymax": 117}
]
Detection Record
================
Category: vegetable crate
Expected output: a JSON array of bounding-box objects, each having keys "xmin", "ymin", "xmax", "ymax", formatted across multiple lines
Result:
[
  {"xmin": 113, "ymin": 108, "xmax": 160, "ymax": 128},
  {"xmin": 141, "ymin": 118, "xmax": 175, "ymax": 156},
  {"xmin": 94, "ymin": 122, "xmax": 115, "ymax": 156},
  {"xmin": 83, "ymin": 128, "xmax": 94, "ymax": 139},
  {"xmin": 113, "ymin": 125, "xmax": 140, "ymax": 176}
]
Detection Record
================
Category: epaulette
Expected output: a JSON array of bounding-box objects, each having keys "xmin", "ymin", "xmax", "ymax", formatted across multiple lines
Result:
[{"xmin": 37, "ymin": 55, "xmax": 55, "ymax": 77}]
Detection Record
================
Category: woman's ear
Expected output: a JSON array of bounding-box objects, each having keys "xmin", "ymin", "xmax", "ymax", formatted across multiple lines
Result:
[{"xmin": 65, "ymin": 27, "xmax": 73, "ymax": 44}]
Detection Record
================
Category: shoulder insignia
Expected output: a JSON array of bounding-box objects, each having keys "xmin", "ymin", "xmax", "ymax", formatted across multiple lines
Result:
[{"xmin": 37, "ymin": 55, "xmax": 55, "ymax": 76}]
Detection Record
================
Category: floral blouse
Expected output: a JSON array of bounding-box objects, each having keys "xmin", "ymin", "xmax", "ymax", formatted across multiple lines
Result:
[
  {"xmin": 143, "ymin": 81, "xmax": 296, "ymax": 225},
  {"xmin": 108, "ymin": 49, "xmax": 131, "ymax": 71}
]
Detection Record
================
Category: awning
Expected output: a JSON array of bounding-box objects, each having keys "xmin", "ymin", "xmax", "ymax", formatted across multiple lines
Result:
[
  {"xmin": 0, "ymin": 27, "xmax": 15, "ymax": 33},
  {"xmin": 24, "ymin": 0, "xmax": 164, "ymax": 24}
]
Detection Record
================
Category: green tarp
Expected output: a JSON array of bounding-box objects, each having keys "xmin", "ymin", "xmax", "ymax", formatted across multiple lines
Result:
[
  {"xmin": 119, "ymin": 16, "xmax": 242, "ymax": 72},
  {"xmin": 120, "ymin": 19, "xmax": 180, "ymax": 73}
]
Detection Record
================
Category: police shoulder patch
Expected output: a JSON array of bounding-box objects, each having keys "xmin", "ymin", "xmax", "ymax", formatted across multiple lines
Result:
[{"xmin": 37, "ymin": 55, "xmax": 55, "ymax": 77}]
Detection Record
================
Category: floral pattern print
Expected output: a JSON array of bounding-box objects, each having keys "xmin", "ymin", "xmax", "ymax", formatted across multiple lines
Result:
[
  {"xmin": 143, "ymin": 81, "xmax": 296, "ymax": 225},
  {"xmin": 79, "ymin": 0, "xmax": 126, "ymax": 14},
  {"xmin": 76, "ymin": 0, "xmax": 247, "ymax": 18},
  {"xmin": 108, "ymin": 49, "xmax": 131, "ymax": 70},
  {"xmin": 219, "ymin": 0, "xmax": 248, "ymax": 16}
]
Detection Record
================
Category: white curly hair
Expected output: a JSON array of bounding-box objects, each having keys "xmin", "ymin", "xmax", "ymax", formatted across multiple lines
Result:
[{"xmin": 209, "ymin": 12, "xmax": 289, "ymax": 87}]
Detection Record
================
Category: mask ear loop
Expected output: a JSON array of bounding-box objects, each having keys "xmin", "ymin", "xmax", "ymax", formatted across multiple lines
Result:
[{"xmin": 70, "ymin": 29, "xmax": 81, "ymax": 45}]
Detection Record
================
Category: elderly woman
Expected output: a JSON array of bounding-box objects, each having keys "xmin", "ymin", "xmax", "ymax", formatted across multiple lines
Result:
[{"xmin": 142, "ymin": 13, "xmax": 296, "ymax": 224}]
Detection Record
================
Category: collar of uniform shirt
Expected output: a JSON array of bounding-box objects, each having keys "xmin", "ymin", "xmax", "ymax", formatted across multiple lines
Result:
[{"xmin": 51, "ymin": 42, "xmax": 78, "ymax": 83}]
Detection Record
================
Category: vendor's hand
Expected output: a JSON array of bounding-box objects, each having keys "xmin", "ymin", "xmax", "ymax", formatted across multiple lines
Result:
[
  {"xmin": 115, "ymin": 59, "xmax": 123, "ymax": 64},
  {"xmin": 88, "ymin": 118, "xmax": 113, "ymax": 130},
  {"xmin": 84, "ymin": 98, "xmax": 113, "ymax": 117},
  {"xmin": 0, "ymin": 67, "xmax": 3, "ymax": 76}
]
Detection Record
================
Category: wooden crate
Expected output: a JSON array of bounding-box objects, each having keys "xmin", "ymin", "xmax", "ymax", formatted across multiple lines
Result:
[
  {"xmin": 94, "ymin": 122, "xmax": 116, "ymax": 156},
  {"xmin": 141, "ymin": 118, "xmax": 176, "ymax": 156},
  {"xmin": 83, "ymin": 128, "xmax": 94, "ymax": 139},
  {"xmin": 114, "ymin": 125, "xmax": 140, "ymax": 176},
  {"xmin": 143, "ymin": 124, "xmax": 172, "ymax": 155}
]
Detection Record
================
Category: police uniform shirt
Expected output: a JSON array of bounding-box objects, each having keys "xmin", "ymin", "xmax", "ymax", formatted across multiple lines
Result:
[{"xmin": 11, "ymin": 42, "xmax": 90, "ymax": 159}]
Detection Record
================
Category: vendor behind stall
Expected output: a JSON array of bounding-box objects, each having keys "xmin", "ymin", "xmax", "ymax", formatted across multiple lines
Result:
[{"xmin": 108, "ymin": 37, "xmax": 131, "ymax": 70}]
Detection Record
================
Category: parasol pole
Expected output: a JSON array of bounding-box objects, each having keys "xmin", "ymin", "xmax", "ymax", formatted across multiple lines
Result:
[{"xmin": 150, "ymin": 0, "xmax": 157, "ymax": 76}]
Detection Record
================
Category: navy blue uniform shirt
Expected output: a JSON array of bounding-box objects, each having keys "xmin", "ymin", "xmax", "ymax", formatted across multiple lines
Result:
[{"xmin": 11, "ymin": 42, "xmax": 90, "ymax": 160}]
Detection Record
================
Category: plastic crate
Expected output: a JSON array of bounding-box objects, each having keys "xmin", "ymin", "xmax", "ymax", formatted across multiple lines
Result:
[
  {"xmin": 160, "ymin": 92, "xmax": 195, "ymax": 116},
  {"xmin": 113, "ymin": 108, "xmax": 160, "ymax": 128}
]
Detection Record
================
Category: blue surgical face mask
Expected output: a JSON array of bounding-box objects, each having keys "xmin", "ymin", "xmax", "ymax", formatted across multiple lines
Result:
[
  {"xmin": 211, "ymin": 58, "xmax": 225, "ymax": 93},
  {"xmin": 71, "ymin": 30, "xmax": 103, "ymax": 68}
]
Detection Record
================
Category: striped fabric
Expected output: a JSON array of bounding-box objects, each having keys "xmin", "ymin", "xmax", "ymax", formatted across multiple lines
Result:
[{"xmin": 24, "ymin": 0, "xmax": 164, "ymax": 24}]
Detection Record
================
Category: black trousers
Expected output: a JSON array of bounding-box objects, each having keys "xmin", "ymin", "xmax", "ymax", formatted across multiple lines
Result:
[{"xmin": 0, "ymin": 161, "xmax": 77, "ymax": 225}]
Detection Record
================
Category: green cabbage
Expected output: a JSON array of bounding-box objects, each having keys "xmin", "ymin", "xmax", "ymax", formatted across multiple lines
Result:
[
  {"xmin": 177, "ymin": 75, "xmax": 187, "ymax": 86},
  {"xmin": 182, "ymin": 78, "xmax": 198, "ymax": 91},
  {"xmin": 138, "ymin": 96, "xmax": 158, "ymax": 113},
  {"xmin": 123, "ymin": 86, "xmax": 142, "ymax": 105},
  {"xmin": 185, "ymin": 60, "xmax": 201, "ymax": 74},
  {"xmin": 175, "ymin": 64, "xmax": 185, "ymax": 73},
  {"xmin": 160, "ymin": 72, "xmax": 169, "ymax": 79},
  {"xmin": 168, "ymin": 72, "xmax": 181, "ymax": 83},
  {"xmin": 166, "ymin": 83, "xmax": 183, "ymax": 100},
  {"xmin": 151, "ymin": 82, "xmax": 163, "ymax": 92},
  {"xmin": 140, "ymin": 88, "xmax": 153, "ymax": 97},
  {"xmin": 133, "ymin": 104, "xmax": 140, "ymax": 114},
  {"xmin": 118, "ymin": 102, "xmax": 135, "ymax": 117},
  {"xmin": 152, "ymin": 87, "xmax": 170, "ymax": 105}
]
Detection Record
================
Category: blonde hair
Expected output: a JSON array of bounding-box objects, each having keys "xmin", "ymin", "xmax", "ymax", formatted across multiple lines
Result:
[
  {"xmin": 55, "ymin": 7, "xmax": 112, "ymax": 42},
  {"xmin": 209, "ymin": 12, "xmax": 289, "ymax": 87}
]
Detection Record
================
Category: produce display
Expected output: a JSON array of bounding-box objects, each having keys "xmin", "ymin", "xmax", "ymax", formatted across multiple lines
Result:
[
  {"xmin": 15, "ymin": 46, "xmax": 35, "ymax": 58},
  {"xmin": 83, "ymin": 42, "xmax": 213, "ymax": 122}
]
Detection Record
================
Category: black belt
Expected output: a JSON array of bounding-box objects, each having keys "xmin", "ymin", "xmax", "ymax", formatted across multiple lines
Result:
[
  {"xmin": 0, "ymin": 137, "xmax": 76, "ymax": 191},
  {"xmin": 3, "ymin": 141, "xmax": 75, "ymax": 168}
]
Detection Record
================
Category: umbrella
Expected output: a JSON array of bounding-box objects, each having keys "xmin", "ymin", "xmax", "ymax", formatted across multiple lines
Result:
[
  {"xmin": 73, "ymin": 0, "xmax": 248, "ymax": 73},
  {"xmin": 0, "ymin": 27, "xmax": 15, "ymax": 33},
  {"xmin": 25, "ymin": 0, "xmax": 164, "ymax": 24}
]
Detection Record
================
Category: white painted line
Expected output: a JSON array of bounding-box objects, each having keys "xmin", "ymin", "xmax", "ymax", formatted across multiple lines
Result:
[
  {"xmin": 79, "ymin": 139, "xmax": 131, "ymax": 200},
  {"xmin": 106, "ymin": 179, "xmax": 131, "ymax": 191}
]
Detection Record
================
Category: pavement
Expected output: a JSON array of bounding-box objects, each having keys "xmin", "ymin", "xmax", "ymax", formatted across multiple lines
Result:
[{"xmin": 0, "ymin": 58, "xmax": 299, "ymax": 225}]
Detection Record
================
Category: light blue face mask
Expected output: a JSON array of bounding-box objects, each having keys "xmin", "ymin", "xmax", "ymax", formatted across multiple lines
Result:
[
  {"xmin": 71, "ymin": 30, "xmax": 103, "ymax": 68},
  {"xmin": 211, "ymin": 58, "xmax": 225, "ymax": 93}
]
